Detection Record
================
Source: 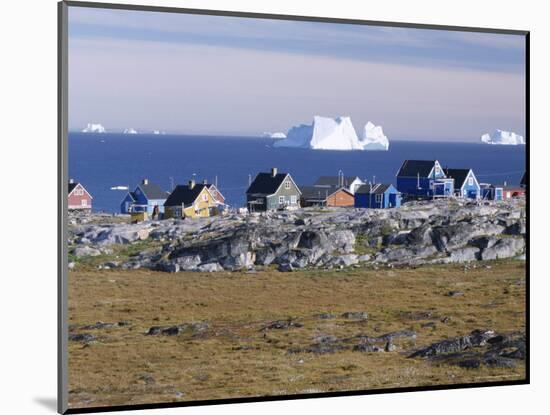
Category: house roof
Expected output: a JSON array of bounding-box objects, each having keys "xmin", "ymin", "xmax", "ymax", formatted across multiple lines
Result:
[
  {"xmin": 300, "ymin": 186, "xmax": 350, "ymax": 201},
  {"xmin": 313, "ymin": 176, "xmax": 361, "ymax": 188},
  {"xmin": 68, "ymin": 182, "xmax": 78, "ymax": 194},
  {"xmin": 164, "ymin": 184, "xmax": 208, "ymax": 207},
  {"xmin": 68, "ymin": 181, "xmax": 92, "ymax": 198},
  {"xmin": 137, "ymin": 182, "xmax": 168, "ymax": 200},
  {"xmin": 356, "ymin": 183, "xmax": 394, "ymax": 194},
  {"xmin": 397, "ymin": 160, "xmax": 436, "ymax": 177},
  {"xmin": 207, "ymin": 184, "xmax": 225, "ymax": 200},
  {"xmin": 444, "ymin": 168, "xmax": 471, "ymax": 190},
  {"xmin": 246, "ymin": 172, "xmax": 289, "ymax": 195}
]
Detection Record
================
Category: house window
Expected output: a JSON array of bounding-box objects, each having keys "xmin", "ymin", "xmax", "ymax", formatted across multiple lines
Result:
[
  {"xmin": 376, "ymin": 194, "xmax": 383, "ymax": 203},
  {"xmin": 202, "ymin": 193, "xmax": 208, "ymax": 202},
  {"xmin": 279, "ymin": 195, "xmax": 285, "ymax": 204},
  {"xmin": 74, "ymin": 188, "xmax": 83, "ymax": 196},
  {"xmin": 256, "ymin": 198, "xmax": 264, "ymax": 204},
  {"xmin": 81, "ymin": 199, "xmax": 87, "ymax": 206},
  {"xmin": 290, "ymin": 195, "xmax": 297, "ymax": 204},
  {"xmin": 285, "ymin": 181, "xmax": 291, "ymax": 189},
  {"xmin": 468, "ymin": 177, "xmax": 474, "ymax": 186}
]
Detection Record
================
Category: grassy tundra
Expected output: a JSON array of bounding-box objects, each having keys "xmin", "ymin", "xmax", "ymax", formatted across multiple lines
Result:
[{"xmin": 67, "ymin": 260, "xmax": 526, "ymax": 409}]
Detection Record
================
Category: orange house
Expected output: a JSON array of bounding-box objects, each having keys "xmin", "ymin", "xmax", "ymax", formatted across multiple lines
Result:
[{"xmin": 300, "ymin": 186, "xmax": 354, "ymax": 207}]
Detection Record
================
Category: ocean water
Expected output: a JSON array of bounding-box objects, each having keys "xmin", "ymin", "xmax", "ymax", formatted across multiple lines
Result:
[{"xmin": 68, "ymin": 133, "xmax": 526, "ymax": 212}]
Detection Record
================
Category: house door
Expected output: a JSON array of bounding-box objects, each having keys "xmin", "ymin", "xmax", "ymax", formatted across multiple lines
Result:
[{"xmin": 389, "ymin": 194, "xmax": 397, "ymax": 207}]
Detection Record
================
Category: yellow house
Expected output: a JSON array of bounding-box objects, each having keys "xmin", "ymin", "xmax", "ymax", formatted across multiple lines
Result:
[{"xmin": 164, "ymin": 180, "xmax": 218, "ymax": 219}]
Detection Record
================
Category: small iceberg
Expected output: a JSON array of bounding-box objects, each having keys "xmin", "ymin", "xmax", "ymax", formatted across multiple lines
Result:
[
  {"xmin": 123, "ymin": 128, "xmax": 138, "ymax": 134},
  {"xmin": 82, "ymin": 123, "xmax": 106, "ymax": 133},
  {"xmin": 263, "ymin": 131, "xmax": 287, "ymax": 139},
  {"xmin": 110, "ymin": 185, "xmax": 129, "ymax": 190},
  {"xmin": 481, "ymin": 130, "xmax": 525, "ymax": 145},
  {"xmin": 360, "ymin": 121, "xmax": 389, "ymax": 150}
]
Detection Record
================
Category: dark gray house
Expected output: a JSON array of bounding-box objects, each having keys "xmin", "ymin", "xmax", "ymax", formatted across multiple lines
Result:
[{"xmin": 246, "ymin": 168, "xmax": 301, "ymax": 212}]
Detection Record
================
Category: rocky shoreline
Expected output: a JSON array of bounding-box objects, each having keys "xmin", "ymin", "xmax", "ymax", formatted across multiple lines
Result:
[{"xmin": 68, "ymin": 199, "xmax": 526, "ymax": 272}]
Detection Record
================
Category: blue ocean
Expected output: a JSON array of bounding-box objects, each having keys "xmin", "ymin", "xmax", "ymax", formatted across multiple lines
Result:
[{"xmin": 68, "ymin": 133, "xmax": 526, "ymax": 213}]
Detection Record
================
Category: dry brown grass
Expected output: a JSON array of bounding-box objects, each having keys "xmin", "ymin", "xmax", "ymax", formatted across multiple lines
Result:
[{"xmin": 67, "ymin": 261, "xmax": 526, "ymax": 409}]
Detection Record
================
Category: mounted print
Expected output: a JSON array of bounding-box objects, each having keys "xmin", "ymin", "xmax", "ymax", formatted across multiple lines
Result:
[{"xmin": 58, "ymin": 1, "xmax": 528, "ymax": 413}]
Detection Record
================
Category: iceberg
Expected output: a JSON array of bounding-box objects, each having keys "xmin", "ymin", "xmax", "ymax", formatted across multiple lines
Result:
[
  {"xmin": 81, "ymin": 123, "xmax": 106, "ymax": 133},
  {"xmin": 481, "ymin": 130, "xmax": 525, "ymax": 145},
  {"xmin": 274, "ymin": 116, "xmax": 389, "ymax": 151},
  {"xmin": 123, "ymin": 128, "xmax": 138, "ymax": 134},
  {"xmin": 274, "ymin": 116, "xmax": 363, "ymax": 150},
  {"xmin": 262, "ymin": 131, "xmax": 287, "ymax": 139},
  {"xmin": 152, "ymin": 130, "xmax": 166, "ymax": 135},
  {"xmin": 360, "ymin": 121, "xmax": 389, "ymax": 150}
]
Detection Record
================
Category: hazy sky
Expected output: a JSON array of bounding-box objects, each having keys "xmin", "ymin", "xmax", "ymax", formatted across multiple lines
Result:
[{"xmin": 68, "ymin": 6, "xmax": 526, "ymax": 141}]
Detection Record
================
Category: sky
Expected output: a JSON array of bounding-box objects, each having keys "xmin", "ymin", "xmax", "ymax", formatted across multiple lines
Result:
[{"xmin": 68, "ymin": 6, "xmax": 526, "ymax": 141}]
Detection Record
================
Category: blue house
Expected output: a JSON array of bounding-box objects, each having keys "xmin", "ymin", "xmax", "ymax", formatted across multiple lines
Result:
[
  {"xmin": 396, "ymin": 160, "xmax": 454, "ymax": 199},
  {"xmin": 480, "ymin": 183, "xmax": 503, "ymax": 201},
  {"xmin": 354, "ymin": 183, "xmax": 401, "ymax": 209},
  {"xmin": 444, "ymin": 168, "xmax": 481, "ymax": 199},
  {"xmin": 120, "ymin": 178, "xmax": 168, "ymax": 214}
]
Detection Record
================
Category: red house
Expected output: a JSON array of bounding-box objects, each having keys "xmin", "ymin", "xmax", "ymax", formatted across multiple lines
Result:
[{"xmin": 68, "ymin": 179, "xmax": 93, "ymax": 210}]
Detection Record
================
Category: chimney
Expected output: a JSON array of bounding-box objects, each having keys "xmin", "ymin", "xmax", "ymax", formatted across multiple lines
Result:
[
  {"xmin": 203, "ymin": 179, "xmax": 208, "ymax": 185},
  {"xmin": 189, "ymin": 179, "xmax": 196, "ymax": 189},
  {"xmin": 142, "ymin": 178, "xmax": 149, "ymax": 185},
  {"xmin": 271, "ymin": 167, "xmax": 278, "ymax": 177},
  {"xmin": 69, "ymin": 178, "xmax": 74, "ymax": 184}
]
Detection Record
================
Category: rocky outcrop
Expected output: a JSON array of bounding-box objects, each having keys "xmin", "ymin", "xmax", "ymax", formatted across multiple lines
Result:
[
  {"xmin": 409, "ymin": 330, "xmax": 525, "ymax": 369},
  {"xmin": 68, "ymin": 199, "xmax": 526, "ymax": 272}
]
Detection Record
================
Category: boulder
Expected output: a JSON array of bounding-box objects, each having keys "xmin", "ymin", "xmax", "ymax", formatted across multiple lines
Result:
[
  {"xmin": 73, "ymin": 246, "xmax": 101, "ymax": 257},
  {"xmin": 480, "ymin": 238, "xmax": 525, "ymax": 260}
]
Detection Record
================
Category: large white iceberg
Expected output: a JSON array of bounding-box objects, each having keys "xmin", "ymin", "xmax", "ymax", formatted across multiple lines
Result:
[
  {"xmin": 274, "ymin": 116, "xmax": 389, "ymax": 151},
  {"xmin": 481, "ymin": 130, "xmax": 525, "ymax": 145},
  {"xmin": 123, "ymin": 128, "xmax": 138, "ymax": 134},
  {"xmin": 82, "ymin": 123, "xmax": 106, "ymax": 133},
  {"xmin": 360, "ymin": 121, "xmax": 389, "ymax": 150}
]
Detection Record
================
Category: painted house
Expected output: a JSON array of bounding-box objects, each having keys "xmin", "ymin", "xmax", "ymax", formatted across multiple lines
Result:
[
  {"xmin": 246, "ymin": 168, "xmax": 301, "ymax": 212},
  {"xmin": 300, "ymin": 186, "xmax": 354, "ymax": 207},
  {"xmin": 68, "ymin": 179, "xmax": 92, "ymax": 210},
  {"xmin": 313, "ymin": 175, "xmax": 365, "ymax": 195},
  {"xmin": 396, "ymin": 160, "xmax": 454, "ymax": 199},
  {"xmin": 503, "ymin": 186, "xmax": 525, "ymax": 200},
  {"xmin": 205, "ymin": 182, "xmax": 226, "ymax": 206},
  {"xmin": 444, "ymin": 168, "xmax": 481, "ymax": 199},
  {"xmin": 480, "ymin": 183, "xmax": 503, "ymax": 201},
  {"xmin": 120, "ymin": 179, "xmax": 168, "ymax": 215},
  {"xmin": 354, "ymin": 183, "xmax": 401, "ymax": 209},
  {"xmin": 164, "ymin": 180, "xmax": 218, "ymax": 219}
]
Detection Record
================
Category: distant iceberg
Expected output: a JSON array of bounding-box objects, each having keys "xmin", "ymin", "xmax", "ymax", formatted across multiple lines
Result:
[
  {"xmin": 152, "ymin": 130, "xmax": 166, "ymax": 135},
  {"xmin": 360, "ymin": 121, "xmax": 389, "ymax": 150},
  {"xmin": 263, "ymin": 131, "xmax": 287, "ymax": 139},
  {"xmin": 273, "ymin": 116, "xmax": 389, "ymax": 151},
  {"xmin": 481, "ymin": 130, "xmax": 525, "ymax": 145},
  {"xmin": 123, "ymin": 128, "xmax": 138, "ymax": 134},
  {"xmin": 82, "ymin": 123, "xmax": 106, "ymax": 133}
]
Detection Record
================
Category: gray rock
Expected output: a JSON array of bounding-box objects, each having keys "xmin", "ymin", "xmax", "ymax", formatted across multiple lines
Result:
[
  {"xmin": 278, "ymin": 263, "xmax": 294, "ymax": 272},
  {"xmin": 197, "ymin": 262, "xmax": 223, "ymax": 272},
  {"xmin": 73, "ymin": 246, "xmax": 101, "ymax": 257},
  {"xmin": 481, "ymin": 237, "xmax": 525, "ymax": 260},
  {"xmin": 342, "ymin": 311, "xmax": 369, "ymax": 320}
]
